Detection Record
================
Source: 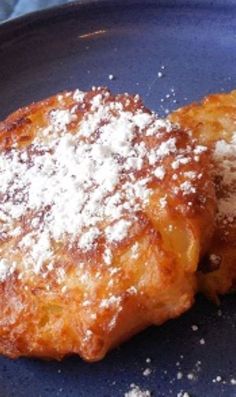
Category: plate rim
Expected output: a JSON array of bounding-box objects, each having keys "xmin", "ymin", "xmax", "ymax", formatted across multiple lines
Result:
[
  {"xmin": 0, "ymin": 0, "xmax": 235, "ymax": 41},
  {"xmin": 0, "ymin": 0, "xmax": 156, "ymax": 31}
]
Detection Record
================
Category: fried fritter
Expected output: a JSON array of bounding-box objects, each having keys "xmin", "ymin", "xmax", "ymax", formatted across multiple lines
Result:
[
  {"xmin": 169, "ymin": 90, "xmax": 236, "ymax": 299},
  {"xmin": 0, "ymin": 88, "xmax": 215, "ymax": 361}
]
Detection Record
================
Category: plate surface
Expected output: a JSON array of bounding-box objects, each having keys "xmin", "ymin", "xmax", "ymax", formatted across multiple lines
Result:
[{"xmin": 0, "ymin": 1, "xmax": 236, "ymax": 396}]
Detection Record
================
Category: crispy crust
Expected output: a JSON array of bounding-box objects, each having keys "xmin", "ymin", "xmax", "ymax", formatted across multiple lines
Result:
[
  {"xmin": 169, "ymin": 90, "xmax": 236, "ymax": 299},
  {"xmin": 0, "ymin": 88, "xmax": 216, "ymax": 360}
]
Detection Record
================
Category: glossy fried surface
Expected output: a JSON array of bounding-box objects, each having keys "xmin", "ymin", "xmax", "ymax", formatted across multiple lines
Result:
[
  {"xmin": 0, "ymin": 88, "xmax": 215, "ymax": 360},
  {"xmin": 169, "ymin": 90, "xmax": 236, "ymax": 299}
]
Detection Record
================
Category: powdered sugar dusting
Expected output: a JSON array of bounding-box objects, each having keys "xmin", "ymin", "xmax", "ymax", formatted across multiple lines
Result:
[
  {"xmin": 105, "ymin": 220, "xmax": 131, "ymax": 243},
  {"xmin": 0, "ymin": 88, "xmax": 207, "ymax": 282},
  {"xmin": 213, "ymin": 133, "xmax": 236, "ymax": 229},
  {"xmin": 124, "ymin": 384, "xmax": 151, "ymax": 397},
  {"xmin": 0, "ymin": 259, "xmax": 16, "ymax": 281}
]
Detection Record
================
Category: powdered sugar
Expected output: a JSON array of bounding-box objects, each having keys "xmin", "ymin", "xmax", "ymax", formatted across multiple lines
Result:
[
  {"xmin": 154, "ymin": 166, "xmax": 165, "ymax": 180},
  {"xmin": 124, "ymin": 384, "xmax": 151, "ymax": 397},
  {"xmin": 0, "ymin": 259, "xmax": 15, "ymax": 281},
  {"xmin": 213, "ymin": 133, "xmax": 236, "ymax": 226},
  {"xmin": 105, "ymin": 220, "xmax": 132, "ymax": 243},
  {"xmin": 180, "ymin": 181, "xmax": 196, "ymax": 195},
  {"xmin": 19, "ymin": 231, "xmax": 52, "ymax": 274},
  {"xmin": 0, "ymin": 88, "xmax": 206, "ymax": 281},
  {"xmin": 49, "ymin": 108, "xmax": 76, "ymax": 132},
  {"xmin": 79, "ymin": 227, "xmax": 100, "ymax": 251}
]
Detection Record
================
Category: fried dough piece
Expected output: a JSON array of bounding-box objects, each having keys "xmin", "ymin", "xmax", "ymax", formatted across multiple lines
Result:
[
  {"xmin": 169, "ymin": 90, "xmax": 236, "ymax": 299},
  {"xmin": 0, "ymin": 88, "xmax": 215, "ymax": 361}
]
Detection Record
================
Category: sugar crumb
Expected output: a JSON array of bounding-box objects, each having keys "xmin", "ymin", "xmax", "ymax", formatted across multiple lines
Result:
[
  {"xmin": 124, "ymin": 384, "xmax": 151, "ymax": 397},
  {"xmin": 191, "ymin": 325, "xmax": 198, "ymax": 331},
  {"xmin": 177, "ymin": 372, "xmax": 183, "ymax": 380},
  {"xmin": 143, "ymin": 368, "xmax": 152, "ymax": 377}
]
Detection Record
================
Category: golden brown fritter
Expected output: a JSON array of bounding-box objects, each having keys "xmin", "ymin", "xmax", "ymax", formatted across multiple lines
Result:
[
  {"xmin": 169, "ymin": 90, "xmax": 236, "ymax": 300},
  {"xmin": 0, "ymin": 88, "xmax": 215, "ymax": 361}
]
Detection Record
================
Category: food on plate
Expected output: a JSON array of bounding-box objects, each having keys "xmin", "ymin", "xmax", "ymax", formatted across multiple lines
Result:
[
  {"xmin": 169, "ymin": 90, "xmax": 236, "ymax": 300},
  {"xmin": 0, "ymin": 87, "xmax": 215, "ymax": 360}
]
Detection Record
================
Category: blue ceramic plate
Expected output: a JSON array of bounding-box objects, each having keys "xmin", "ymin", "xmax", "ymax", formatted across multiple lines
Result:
[{"xmin": 0, "ymin": 1, "xmax": 236, "ymax": 396}]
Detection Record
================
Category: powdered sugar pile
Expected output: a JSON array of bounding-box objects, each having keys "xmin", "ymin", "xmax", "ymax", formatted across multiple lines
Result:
[
  {"xmin": 0, "ymin": 88, "xmax": 206, "ymax": 281},
  {"xmin": 213, "ymin": 133, "xmax": 236, "ymax": 228},
  {"xmin": 124, "ymin": 384, "xmax": 151, "ymax": 397}
]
